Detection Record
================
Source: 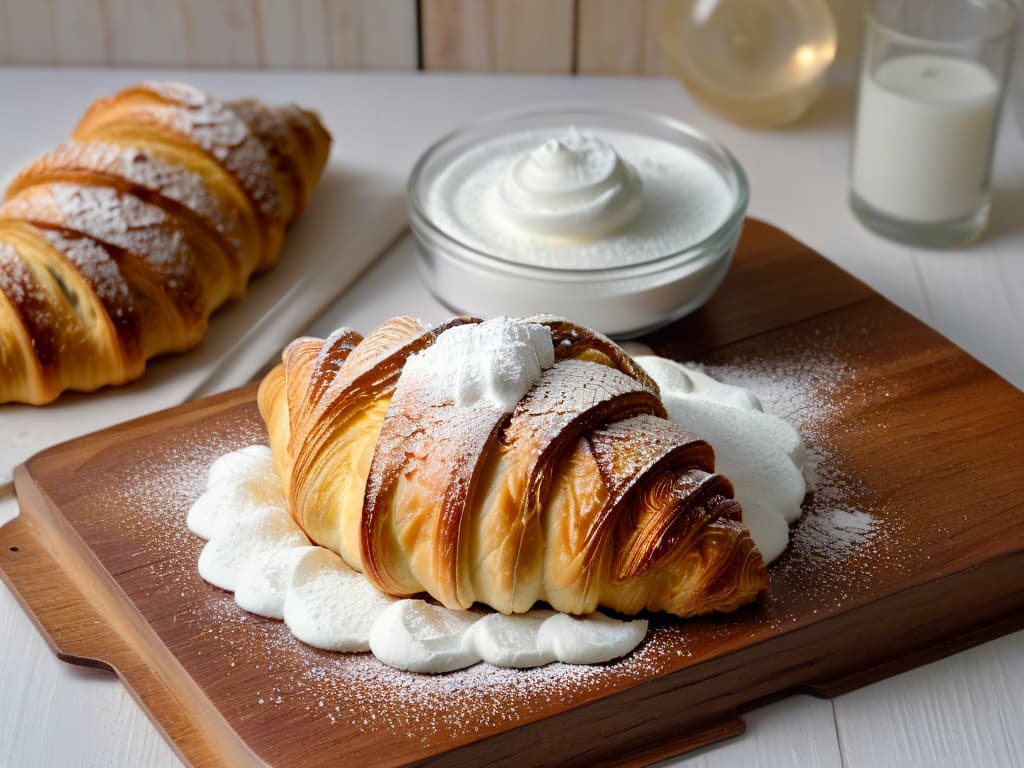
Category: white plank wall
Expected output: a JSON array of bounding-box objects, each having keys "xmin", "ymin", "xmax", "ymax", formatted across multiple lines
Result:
[
  {"xmin": 0, "ymin": 0, "xmax": 867, "ymax": 75},
  {"xmin": 323, "ymin": 0, "xmax": 418, "ymax": 69},
  {"xmin": 0, "ymin": 0, "xmax": 872, "ymax": 76},
  {"xmin": 52, "ymin": 0, "xmax": 108, "ymax": 64},
  {"xmin": 0, "ymin": 0, "xmax": 418, "ymax": 69},
  {"xmin": 182, "ymin": 0, "xmax": 261, "ymax": 68},
  {"xmin": 1, "ymin": 0, "xmax": 58, "ymax": 64},
  {"xmin": 258, "ymin": 0, "xmax": 334, "ymax": 68},
  {"xmin": 576, "ymin": 0, "xmax": 671, "ymax": 76},
  {"xmin": 105, "ymin": 0, "xmax": 189, "ymax": 66},
  {"xmin": 420, "ymin": 0, "xmax": 576, "ymax": 73}
]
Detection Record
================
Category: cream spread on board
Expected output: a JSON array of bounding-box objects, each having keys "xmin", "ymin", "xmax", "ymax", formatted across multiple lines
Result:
[
  {"xmin": 637, "ymin": 355, "xmax": 806, "ymax": 562},
  {"xmin": 188, "ymin": 328, "xmax": 805, "ymax": 673},
  {"xmin": 189, "ymin": 446, "xmax": 648, "ymax": 673},
  {"xmin": 188, "ymin": 369, "xmax": 804, "ymax": 673}
]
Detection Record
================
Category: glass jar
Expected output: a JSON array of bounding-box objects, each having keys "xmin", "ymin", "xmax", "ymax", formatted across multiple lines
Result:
[{"xmin": 660, "ymin": 0, "xmax": 837, "ymax": 128}]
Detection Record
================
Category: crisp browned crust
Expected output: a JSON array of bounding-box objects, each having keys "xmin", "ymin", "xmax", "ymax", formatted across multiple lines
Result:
[
  {"xmin": 263, "ymin": 316, "xmax": 770, "ymax": 619},
  {"xmin": 9, "ymin": 140, "xmax": 256, "ymax": 280}
]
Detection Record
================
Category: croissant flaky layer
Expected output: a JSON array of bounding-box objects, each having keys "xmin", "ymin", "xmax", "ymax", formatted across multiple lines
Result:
[
  {"xmin": 258, "ymin": 316, "xmax": 769, "ymax": 619},
  {"xmin": 0, "ymin": 81, "xmax": 331, "ymax": 405}
]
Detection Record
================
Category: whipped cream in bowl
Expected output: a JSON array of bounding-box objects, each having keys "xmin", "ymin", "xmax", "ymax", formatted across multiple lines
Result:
[
  {"xmin": 496, "ymin": 127, "xmax": 644, "ymax": 241},
  {"xmin": 408, "ymin": 106, "xmax": 748, "ymax": 338}
]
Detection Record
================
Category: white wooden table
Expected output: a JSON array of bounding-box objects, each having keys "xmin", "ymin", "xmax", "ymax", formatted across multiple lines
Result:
[{"xmin": 0, "ymin": 68, "xmax": 1021, "ymax": 768}]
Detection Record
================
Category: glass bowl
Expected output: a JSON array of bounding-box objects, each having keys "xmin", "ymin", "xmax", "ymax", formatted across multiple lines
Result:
[{"xmin": 407, "ymin": 106, "xmax": 748, "ymax": 339}]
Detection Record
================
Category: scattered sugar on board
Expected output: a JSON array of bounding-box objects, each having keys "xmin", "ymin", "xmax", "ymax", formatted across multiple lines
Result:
[
  {"xmin": 97, "ymin": 412, "xmax": 695, "ymax": 740},
  {"xmin": 699, "ymin": 334, "xmax": 905, "ymax": 615},
  {"xmin": 93, "ymin": 343, "xmax": 899, "ymax": 741}
]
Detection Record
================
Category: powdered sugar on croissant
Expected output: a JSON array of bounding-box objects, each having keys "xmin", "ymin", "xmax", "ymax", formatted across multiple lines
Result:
[
  {"xmin": 258, "ymin": 315, "xmax": 768, "ymax": 618},
  {"xmin": 401, "ymin": 317, "xmax": 554, "ymax": 410}
]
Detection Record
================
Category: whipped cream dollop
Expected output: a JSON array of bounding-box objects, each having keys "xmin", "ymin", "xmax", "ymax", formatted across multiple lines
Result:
[
  {"xmin": 401, "ymin": 317, "xmax": 554, "ymax": 411},
  {"xmin": 635, "ymin": 355, "xmax": 806, "ymax": 562},
  {"xmin": 187, "ymin": 356, "xmax": 806, "ymax": 673},
  {"xmin": 496, "ymin": 127, "xmax": 644, "ymax": 241}
]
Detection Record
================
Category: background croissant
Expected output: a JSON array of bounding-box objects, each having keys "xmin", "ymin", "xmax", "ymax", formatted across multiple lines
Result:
[
  {"xmin": 259, "ymin": 316, "xmax": 768, "ymax": 619},
  {"xmin": 0, "ymin": 81, "xmax": 330, "ymax": 405}
]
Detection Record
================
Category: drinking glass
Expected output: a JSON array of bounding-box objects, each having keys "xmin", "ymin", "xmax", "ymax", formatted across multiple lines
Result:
[{"xmin": 849, "ymin": 0, "xmax": 1017, "ymax": 247}]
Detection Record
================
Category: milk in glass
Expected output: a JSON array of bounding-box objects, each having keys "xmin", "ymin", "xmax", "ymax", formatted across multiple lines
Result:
[{"xmin": 852, "ymin": 54, "xmax": 1000, "ymax": 223}]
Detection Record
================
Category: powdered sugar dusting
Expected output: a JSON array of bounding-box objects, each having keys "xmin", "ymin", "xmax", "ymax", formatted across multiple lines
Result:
[
  {"xmin": 506, "ymin": 358, "xmax": 653, "ymax": 456},
  {"xmin": 401, "ymin": 317, "xmax": 554, "ymax": 411},
  {"xmin": 39, "ymin": 229, "xmax": 144, "ymax": 360},
  {"xmin": 0, "ymin": 238, "xmax": 64, "ymax": 370},
  {"xmin": 696, "ymin": 336, "xmax": 896, "ymax": 606},
  {"xmin": 2, "ymin": 183, "xmax": 207, "ymax": 321},
  {"xmin": 799, "ymin": 507, "xmax": 876, "ymax": 562},
  {"xmin": 99, "ymin": 413, "xmax": 685, "ymax": 739},
  {"xmin": 43, "ymin": 230, "xmax": 127, "ymax": 307},
  {"xmin": 139, "ymin": 81, "xmax": 281, "ymax": 221},
  {"xmin": 3, "ymin": 183, "xmax": 193, "ymax": 280},
  {"xmin": 0, "ymin": 241, "xmax": 44, "ymax": 306},
  {"xmin": 47, "ymin": 184, "xmax": 189, "ymax": 272},
  {"xmin": 18, "ymin": 142, "xmax": 244, "ymax": 251}
]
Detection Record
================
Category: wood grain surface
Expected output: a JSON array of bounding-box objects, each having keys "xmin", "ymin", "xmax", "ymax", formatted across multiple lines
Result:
[{"xmin": 1, "ymin": 220, "xmax": 1022, "ymax": 767}]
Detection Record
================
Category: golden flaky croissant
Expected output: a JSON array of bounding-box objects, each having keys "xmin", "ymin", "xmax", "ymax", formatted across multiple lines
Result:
[
  {"xmin": 258, "ymin": 316, "xmax": 768, "ymax": 618},
  {"xmin": 0, "ymin": 81, "xmax": 331, "ymax": 405}
]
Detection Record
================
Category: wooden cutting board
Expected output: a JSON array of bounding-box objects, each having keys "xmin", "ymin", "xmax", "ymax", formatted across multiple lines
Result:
[{"xmin": 2, "ymin": 220, "xmax": 1022, "ymax": 768}]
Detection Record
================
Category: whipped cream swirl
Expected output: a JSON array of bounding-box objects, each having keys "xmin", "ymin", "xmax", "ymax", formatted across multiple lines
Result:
[{"xmin": 496, "ymin": 127, "xmax": 644, "ymax": 241}]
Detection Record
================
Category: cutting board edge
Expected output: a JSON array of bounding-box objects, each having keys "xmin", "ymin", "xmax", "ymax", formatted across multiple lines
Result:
[
  {"xmin": 4, "ymin": 447, "xmax": 1024, "ymax": 767},
  {"xmin": 415, "ymin": 546, "xmax": 1024, "ymax": 768},
  {"xmin": 1, "ymin": 466, "xmax": 756, "ymax": 768},
  {"xmin": 0, "ymin": 465, "xmax": 267, "ymax": 768},
  {"xmin": 4, "ymin": 215, "xmax": 1024, "ymax": 766},
  {"xmin": 19, "ymin": 382, "xmax": 263, "ymax": 474}
]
